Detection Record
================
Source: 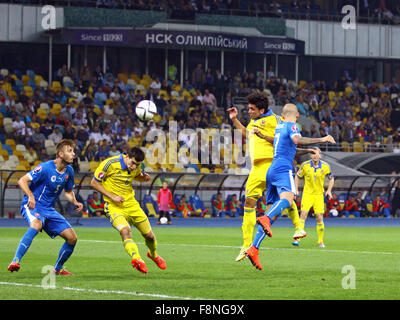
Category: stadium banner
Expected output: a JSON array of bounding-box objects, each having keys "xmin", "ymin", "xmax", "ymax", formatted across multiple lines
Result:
[{"xmin": 61, "ymin": 29, "xmax": 304, "ymax": 55}]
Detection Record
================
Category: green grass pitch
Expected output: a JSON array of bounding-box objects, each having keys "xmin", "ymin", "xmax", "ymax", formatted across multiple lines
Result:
[{"xmin": 1, "ymin": 226, "xmax": 400, "ymax": 300}]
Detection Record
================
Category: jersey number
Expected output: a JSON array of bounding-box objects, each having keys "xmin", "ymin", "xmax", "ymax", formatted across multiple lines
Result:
[{"xmin": 274, "ymin": 133, "xmax": 280, "ymax": 157}]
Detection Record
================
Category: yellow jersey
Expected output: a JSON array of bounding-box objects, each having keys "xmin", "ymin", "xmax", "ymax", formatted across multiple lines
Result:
[
  {"xmin": 93, "ymin": 154, "xmax": 142, "ymax": 203},
  {"xmin": 297, "ymin": 160, "xmax": 333, "ymax": 195},
  {"xmin": 246, "ymin": 110, "xmax": 281, "ymax": 162}
]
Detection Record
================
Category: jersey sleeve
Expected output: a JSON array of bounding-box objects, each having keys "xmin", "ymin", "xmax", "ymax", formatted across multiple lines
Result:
[
  {"xmin": 93, "ymin": 159, "xmax": 112, "ymax": 182},
  {"xmin": 288, "ymin": 123, "xmax": 302, "ymax": 139},
  {"xmin": 323, "ymin": 162, "xmax": 333, "ymax": 180},
  {"xmin": 297, "ymin": 162, "xmax": 306, "ymax": 178},
  {"xmin": 65, "ymin": 166, "xmax": 75, "ymax": 191},
  {"xmin": 27, "ymin": 163, "xmax": 46, "ymax": 184}
]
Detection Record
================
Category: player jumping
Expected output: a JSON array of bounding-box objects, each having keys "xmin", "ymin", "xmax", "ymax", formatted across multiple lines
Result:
[
  {"xmin": 227, "ymin": 92, "xmax": 302, "ymax": 262},
  {"xmin": 8, "ymin": 139, "xmax": 83, "ymax": 275},
  {"xmin": 246, "ymin": 104, "xmax": 336, "ymax": 270},
  {"xmin": 90, "ymin": 147, "xmax": 166, "ymax": 274}
]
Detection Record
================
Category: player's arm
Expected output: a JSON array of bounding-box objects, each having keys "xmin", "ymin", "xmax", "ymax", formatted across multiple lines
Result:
[
  {"xmin": 292, "ymin": 135, "xmax": 336, "ymax": 146},
  {"xmin": 252, "ymin": 128, "xmax": 274, "ymax": 144},
  {"xmin": 296, "ymin": 147, "xmax": 321, "ymax": 157},
  {"xmin": 90, "ymin": 178, "xmax": 124, "ymax": 204},
  {"xmin": 134, "ymin": 172, "xmax": 151, "ymax": 182},
  {"xmin": 294, "ymin": 174, "xmax": 301, "ymax": 196},
  {"xmin": 64, "ymin": 190, "xmax": 83, "ymax": 212},
  {"xmin": 325, "ymin": 176, "xmax": 335, "ymax": 200},
  {"xmin": 227, "ymin": 107, "xmax": 247, "ymax": 138},
  {"xmin": 18, "ymin": 174, "xmax": 36, "ymax": 209}
]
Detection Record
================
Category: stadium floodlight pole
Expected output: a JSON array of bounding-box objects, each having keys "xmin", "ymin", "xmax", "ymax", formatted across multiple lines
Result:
[
  {"xmin": 295, "ymin": 55, "xmax": 299, "ymax": 84},
  {"xmin": 243, "ymin": 52, "xmax": 246, "ymax": 74},
  {"xmin": 275, "ymin": 54, "xmax": 278, "ymax": 78},
  {"xmin": 103, "ymin": 46, "xmax": 107, "ymax": 74},
  {"xmin": 165, "ymin": 48, "xmax": 168, "ymax": 81},
  {"xmin": 221, "ymin": 50, "xmax": 224, "ymax": 75},
  {"xmin": 180, "ymin": 49, "xmax": 184, "ymax": 86},
  {"xmin": 49, "ymin": 35, "xmax": 53, "ymax": 86},
  {"xmin": 67, "ymin": 43, "xmax": 71, "ymax": 70},
  {"xmin": 205, "ymin": 49, "xmax": 208, "ymax": 71},
  {"xmin": 263, "ymin": 53, "xmax": 267, "ymax": 88},
  {"xmin": 84, "ymin": 45, "xmax": 88, "ymax": 67}
]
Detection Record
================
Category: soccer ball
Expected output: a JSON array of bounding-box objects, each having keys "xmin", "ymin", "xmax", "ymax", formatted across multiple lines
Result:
[
  {"xmin": 160, "ymin": 217, "xmax": 168, "ymax": 225},
  {"xmin": 329, "ymin": 209, "xmax": 339, "ymax": 217},
  {"xmin": 135, "ymin": 100, "xmax": 157, "ymax": 121}
]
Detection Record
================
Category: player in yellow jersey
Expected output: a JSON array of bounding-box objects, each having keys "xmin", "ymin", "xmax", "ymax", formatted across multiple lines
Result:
[
  {"xmin": 90, "ymin": 147, "xmax": 166, "ymax": 274},
  {"xmin": 227, "ymin": 92, "xmax": 302, "ymax": 262},
  {"xmin": 295, "ymin": 150, "xmax": 335, "ymax": 248}
]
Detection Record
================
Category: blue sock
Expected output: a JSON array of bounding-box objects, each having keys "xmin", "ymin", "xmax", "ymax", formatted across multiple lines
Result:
[
  {"xmin": 54, "ymin": 242, "xmax": 76, "ymax": 271},
  {"xmin": 252, "ymin": 225, "xmax": 266, "ymax": 249},
  {"xmin": 13, "ymin": 227, "xmax": 38, "ymax": 263},
  {"xmin": 266, "ymin": 199, "xmax": 291, "ymax": 220}
]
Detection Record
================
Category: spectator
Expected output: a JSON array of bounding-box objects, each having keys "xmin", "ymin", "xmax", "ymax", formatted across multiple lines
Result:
[
  {"xmin": 48, "ymin": 126, "xmax": 63, "ymax": 144},
  {"xmin": 38, "ymin": 148, "xmax": 49, "ymax": 162},
  {"xmin": 202, "ymin": 88, "xmax": 217, "ymax": 112},
  {"xmin": 88, "ymin": 192, "xmax": 105, "ymax": 217},
  {"xmin": 31, "ymin": 126, "xmax": 46, "ymax": 150},
  {"xmin": 327, "ymin": 193, "xmax": 342, "ymax": 217},
  {"xmin": 176, "ymin": 195, "xmax": 195, "ymax": 218},
  {"xmin": 156, "ymin": 181, "xmax": 173, "ymax": 225},
  {"xmin": 149, "ymin": 77, "xmax": 161, "ymax": 94},
  {"xmin": 355, "ymin": 192, "xmax": 369, "ymax": 217},
  {"xmin": 228, "ymin": 194, "xmax": 241, "ymax": 217},
  {"xmin": 109, "ymin": 144, "xmax": 120, "ymax": 157},
  {"xmin": 212, "ymin": 192, "xmax": 228, "ymax": 217},
  {"xmin": 256, "ymin": 193, "xmax": 268, "ymax": 217},
  {"xmin": 192, "ymin": 64, "xmax": 204, "ymax": 90},
  {"xmin": 372, "ymin": 195, "xmax": 391, "ymax": 218},
  {"xmin": 343, "ymin": 195, "xmax": 361, "ymax": 218},
  {"xmin": 96, "ymin": 144, "xmax": 109, "ymax": 161},
  {"xmin": 24, "ymin": 146, "xmax": 38, "ymax": 165}
]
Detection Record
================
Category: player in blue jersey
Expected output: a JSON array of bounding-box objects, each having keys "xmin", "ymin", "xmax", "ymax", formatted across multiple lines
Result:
[
  {"xmin": 8, "ymin": 139, "xmax": 83, "ymax": 275},
  {"xmin": 245, "ymin": 104, "xmax": 336, "ymax": 270}
]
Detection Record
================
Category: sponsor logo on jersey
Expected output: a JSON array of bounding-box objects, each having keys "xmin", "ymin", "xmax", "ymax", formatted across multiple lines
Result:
[
  {"xmin": 291, "ymin": 124, "xmax": 299, "ymax": 132},
  {"xmin": 97, "ymin": 172, "xmax": 105, "ymax": 180}
]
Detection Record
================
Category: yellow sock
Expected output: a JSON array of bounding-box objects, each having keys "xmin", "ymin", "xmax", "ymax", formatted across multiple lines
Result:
[
  {"xmin": 145, "ymin": 237, "xmax": 158, "ymax": 258},
  {"xmin": 317, "ymin": 222, "xmax": 325, "ymax": 243},
  {"xmin": 287, "ymin": 202, "xmax": 300, "ymax": 229},
  {"xmin": 242, "ymin": 207, "xmax": 256, "ymax": 247},
  {"xmin": 123, "ymin": 239, "xmax": 140, "ymax": 259},
  {"xmin": 299, "ymin": 219, "xmax": 305, "ymax": 230}
]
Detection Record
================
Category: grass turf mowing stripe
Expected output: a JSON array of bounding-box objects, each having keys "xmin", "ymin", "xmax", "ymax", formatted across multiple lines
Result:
[{"xmin": 0, "ymin": 281, "xmax": 209, "ymax": 300}]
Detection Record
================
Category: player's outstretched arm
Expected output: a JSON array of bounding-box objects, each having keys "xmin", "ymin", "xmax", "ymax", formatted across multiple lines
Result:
[
  {"xmin": 295, "ymin": 147, "xmax": 321, "ymax": 157},
  {"xmin": 18, "ymin": 174, "xmax": 35, "ymax": 209},
  {"xmin": 90, "ymin": 178, "xmax": 124, "ymax": 203},
  {"xmin": 64, "ymin": 190, "xmax": 83, "ymax": 212},
  {"xmin": 292, "ymin": 135, "xmax": 336, "ymax": 146},
  {"xmin": 134, "ymin": 172, "xmax": 151, "ymax": 182},
  {"xmin": 227, "ymin": 107, "xmax": 247, "ymax": 138}
]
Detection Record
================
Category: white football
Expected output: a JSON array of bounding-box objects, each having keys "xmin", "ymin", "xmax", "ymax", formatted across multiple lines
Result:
[
  {"xmin": 135, "ymin": 100, "xmax": 157, "ymax": 121},
  {"xmin": 160, "ymin": 217, "xmax": 168, "ymax": 224},
  {"xmin": 330, "ymin": 209, "xmax": 339, "ymax": 217}
]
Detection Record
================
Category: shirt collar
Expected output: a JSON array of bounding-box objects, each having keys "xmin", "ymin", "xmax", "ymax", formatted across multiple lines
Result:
[
  {"xmin": 254, "ymin": 110, "xmax": 273, "ymax": 122},
  {"xmin": 310, "ymin": 160, "xmax": 322, "ymax": 170},
  {"xmin": 120, "ymin": 153, "xmax": 128, "ymax": 170}
]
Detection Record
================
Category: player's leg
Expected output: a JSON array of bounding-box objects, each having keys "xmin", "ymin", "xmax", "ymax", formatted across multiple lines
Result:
[
  {"xmin": 9, "ymin": 219, "xmax": 42, "ymax": 271},
  {"xmin": 55, "ymin": 228, "xmax": 78, "ymax": 275},
  {"xmin": 135, "ymin": 218, "xmax": 167, "ymax": 270},
  {"xmin": 315, "ymin": 214, "xmax": 325, "ymax": 247},
  {"xmin": 289, "ymin": 202, "xmax": 307, "ymax": 245}
]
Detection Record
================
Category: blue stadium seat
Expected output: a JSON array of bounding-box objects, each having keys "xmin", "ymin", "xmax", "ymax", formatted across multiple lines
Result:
[
  {"xmin": 13, "ymin": 69, "xmax": 22, "ymax": 79},
  {"xmin": 142, "ymin": 194, "xmax": 158, "ymax": 217},
  {"xmin": 189, "ymin": 194, "xmax": 208, "ymax": 217},
  {"xmin": 2, "ymin": 144, "xmax": 13, "ymax": 155}
]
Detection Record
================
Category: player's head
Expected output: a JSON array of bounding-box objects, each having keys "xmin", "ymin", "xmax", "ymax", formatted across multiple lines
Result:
[
  {"xmin": 281, "ymin": 104, "xmax": 299, "ymax": 122},
  {"xmin": 310, "ymin": 147, "xmax": 321, "ymax": 163},
  {"xmin": 125, "ymin": 146, "xmax": 145, "ymax": 171},
  {"xmin": 246, "ymin": 92, "xmax": 269, "ymax": 119},
  {"xmin": 56, "ymin": 139, "xmax": 75, "ymax": 165}
]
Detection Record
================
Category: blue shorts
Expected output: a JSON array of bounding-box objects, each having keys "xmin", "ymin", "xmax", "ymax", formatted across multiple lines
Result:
[
  {"xmin": 266, "ymin": 166, "xmax": 297, "ymax": 205},
  {"xmin": 20, "ymin": 204, "xmax": 72, "ymax": 238}
]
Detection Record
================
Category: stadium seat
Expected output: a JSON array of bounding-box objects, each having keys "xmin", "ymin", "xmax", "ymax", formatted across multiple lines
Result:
[
  {"xmin": 21, "ymin": 75, "xmax": 31, "ymax": 85},
  {"xmin": 0, "ymin": 149, "xmax": 9, "ymax": 160},
  {"xmin": 3, "ymin": 118, "xmax": 14, "ymax": 134},
  {"xmin": 353, "ymin": 141, "xmax": 363, "ymax": 152},
  {"xmin": 89, "ymin": 161, "xmax": 100, "ymax": 172},
  {"xmin": 341, "ymin": 141, "xmax": 350, "ymax": 152},
  {"xmin": 189, "ymin": 194, "xmax": 208, "ymax": 217},
  {"xmin": 79, "ymin": 161, "xmax": 90, "ymax": 172},
  {"xmin": 142, "ymin": 194, "xmax": 159, "ymax": 217},
  {"xmin": 2, "ymin": 144, "xmax": 13, "ymax": 155}
]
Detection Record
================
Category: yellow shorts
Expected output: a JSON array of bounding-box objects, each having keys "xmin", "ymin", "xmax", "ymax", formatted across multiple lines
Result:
[
  {"xmin": 104, "ymin": 199, "xmax": 152, "ymax": 235},
  {"xmin": 301, "ymin": 193, "xmax": 325, "ymax": 215},
  {"xmin": 245, "ymin": 160, "xmax": 272, "ymax": 200}
]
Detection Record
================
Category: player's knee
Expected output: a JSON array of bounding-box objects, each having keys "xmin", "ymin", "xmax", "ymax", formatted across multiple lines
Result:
[
  {"xmin": 120, "ymin": 227, "xmax": 132, "ymax": 240},
  {"xmin": 30, "ymin": 219, "xmax": 43, "ymax": 231},
  {"xmin": 244, "ymin": 198, "xmax": 256, "ymax": 208},
  {"xmin": 143, "ymin": 231, "xmax": 155, "ymax": 241},
  {"xmin": 68, "ymin": 235, "xmax": 78, "ymax": 245}
]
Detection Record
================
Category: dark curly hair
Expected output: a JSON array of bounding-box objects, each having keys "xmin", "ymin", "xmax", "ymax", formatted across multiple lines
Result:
[{"xmin": 246, "ymin": 91, "xmax": 269, "ymax": 113}]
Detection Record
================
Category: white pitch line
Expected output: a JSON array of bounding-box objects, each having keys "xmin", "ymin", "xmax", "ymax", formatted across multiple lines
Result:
[
  {"xmin": 78, "ymin": 239, "xmax": 396, "ymax": 256},
  {"xmin": 0, "ymin": 281, "xmax": 208, "ymax": 300},
  {"xmin": 0, "ymin": 238, "xmax": 396, "ymax": 255}
]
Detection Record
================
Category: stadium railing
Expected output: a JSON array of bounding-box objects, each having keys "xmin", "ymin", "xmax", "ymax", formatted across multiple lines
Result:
[{"xmin": 1, "ymin": 170, "xmax": 399, "ymax": 218}]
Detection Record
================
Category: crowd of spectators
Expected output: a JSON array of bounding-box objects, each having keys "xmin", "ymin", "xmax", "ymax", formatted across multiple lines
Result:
[
  {"xmin": 3, "ymin": 0, "xmax": 400, "ymax": 24},
  {"xmin": 1, "ymin": 60, "xmax": 400, "ymax": 174}
]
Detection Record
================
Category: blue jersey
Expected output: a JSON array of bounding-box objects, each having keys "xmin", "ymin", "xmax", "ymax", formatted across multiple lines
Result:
[
  {"xmin": 21, "ymin": 160, "xmax": 75, "ymax": 209},
  {"xmin": 271, "ymin": 121, "xmax": 301, "ymax": 170}
]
